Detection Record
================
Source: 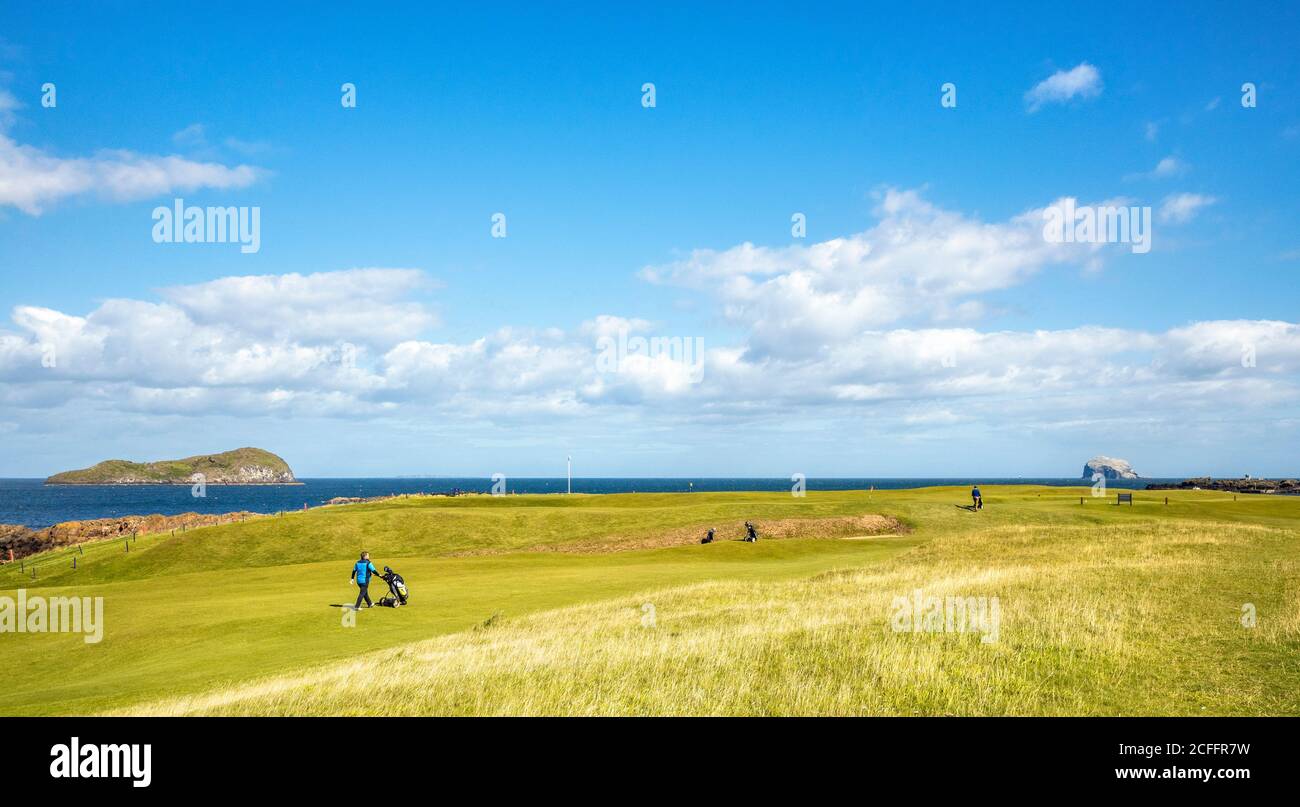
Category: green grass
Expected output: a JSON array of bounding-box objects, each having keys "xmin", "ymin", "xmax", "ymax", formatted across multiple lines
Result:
[{"xmin": 3, "ymin": 486, "xmax": 1298, "ymax": 716}]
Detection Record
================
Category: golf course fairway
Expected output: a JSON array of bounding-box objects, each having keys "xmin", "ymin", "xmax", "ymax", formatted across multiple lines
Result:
[{"xmin": 2, "ymin": 486, "xmax": 1297, "ymax": 716}]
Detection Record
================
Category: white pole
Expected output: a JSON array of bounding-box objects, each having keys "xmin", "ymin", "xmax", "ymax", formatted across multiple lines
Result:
[{"xmin": 567, "ymin": 455, "xmax": 572, "ymax": 494}]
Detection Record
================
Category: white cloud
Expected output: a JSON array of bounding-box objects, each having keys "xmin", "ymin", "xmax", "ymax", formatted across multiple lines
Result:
[
  {"xmin": 579, "ymin": 315, "xmax": 653, "ymax": 339},
  {"xmin": 904, "ymin": 409, "xmax": 966, "ymax": 426},
  {"xmin": 172, "ymin": 123, "xmax": 207, "ymax": 148},
  {"xmin": 162, "ymin": 268, "xmax": 435, "ymax": 346},
  {"xmin": 1025, "ymin": 63, "xmax": 1102, "ymax": 112},
  {"xmin": 0, "ymin": 269, "xmax": 435, "ymax": 411},
  {"xmin": 0, "ymin": 88, "xmax": 20, "ymax": 128},
  {"xmin": 1152, "ymin": 156, "xmax": 1186, "ymax": 177},
  {"xmin": 3, "ymin": 266, "xmax": 1297, "ymax": 439},
  {"xmin": 1158, "ymin": 192, "xmax": 1217, "ymax": 224},
  {"xmin": 1126, "ymin": 155, "xmax": 1188, "ymax": 181},
  {"xmin": 0, "ymin": 115, "xmax": 261, "ymax": 214},
  {"xmin": 1, "ymin": 190, "xmax": 1295, "ymax": 460},
  {"xmin": 223, "ymin": 137, "xmax": 273, "ymax": 157},
  {"xmin": 641, "ymin": 188, "xmax": 1107, "ymax": 358}
]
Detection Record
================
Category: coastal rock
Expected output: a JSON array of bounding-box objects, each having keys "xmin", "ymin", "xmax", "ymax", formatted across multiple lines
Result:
[
  {"xmin": 0, "ymin": 524, "xmax": 44, "ymax": 559},
  {"xmin": 0, "ymin": 511, "xmax": 262, "ymax": 562},
  {"xmin": 45, "ymin": 447, "xmax": 299, "ymax": 485},
  {"xmin": 1145, "ymin": 477, "xmax": 1300, "ymax": 495},
  {"xmin": 1082, "ymin": 456, "xmax": 1140, "ymax": 479}
]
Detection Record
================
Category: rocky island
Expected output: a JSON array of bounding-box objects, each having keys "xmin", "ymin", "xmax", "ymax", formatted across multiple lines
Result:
[
  {"xmin": 45, "ymin": 447, "xmax": 300, "ymax": 485},
  {"xmin": 1082, "ymin": 456, "xmax": 1140, "ymax": 479}
]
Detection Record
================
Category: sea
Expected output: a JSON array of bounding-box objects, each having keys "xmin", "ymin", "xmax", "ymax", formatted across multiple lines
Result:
[{"xmin": 0, "ymin": 477, "xmax": 1177, "ymax": 529}]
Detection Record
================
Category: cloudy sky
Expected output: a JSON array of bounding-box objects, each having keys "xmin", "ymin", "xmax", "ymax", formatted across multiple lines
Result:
[{"xmin": 1, "ymin": 3, "xmax": 1298, "ymax": 478}]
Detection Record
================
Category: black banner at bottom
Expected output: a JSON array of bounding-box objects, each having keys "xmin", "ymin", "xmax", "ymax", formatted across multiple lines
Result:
[{"xmin": 2, "ymin": 716, "xmax": 1286, "ymax": 794}]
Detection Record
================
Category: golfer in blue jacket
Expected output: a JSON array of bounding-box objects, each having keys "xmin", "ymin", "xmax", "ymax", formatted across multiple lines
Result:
[{"xmin": 352, "ymin": 551, "xmax": 380, "ymax": 609}]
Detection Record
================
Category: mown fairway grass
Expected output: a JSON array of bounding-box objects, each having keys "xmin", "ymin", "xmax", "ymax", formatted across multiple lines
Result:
[{"xmin": 3, "ymin": 486, "xmax": 1298, "ymax": 715}]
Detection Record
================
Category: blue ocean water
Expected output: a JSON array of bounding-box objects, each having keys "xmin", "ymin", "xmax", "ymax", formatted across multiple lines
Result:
[{"xmin": 0, "ymin": 477, "xmax": 1176, "ymax": 529}]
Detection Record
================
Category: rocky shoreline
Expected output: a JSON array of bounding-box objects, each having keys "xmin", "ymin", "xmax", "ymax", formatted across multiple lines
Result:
[
  {"xmin": 1, "ymin": 511, "xmax": 263, "ymax": 562},
  {"xmin": 1145, "ymin": 477, "xmax": 1300, "ymax": 495},
  {"xmin": 0, "ymin": 490, "xmax": 463, "ymax": 562}
]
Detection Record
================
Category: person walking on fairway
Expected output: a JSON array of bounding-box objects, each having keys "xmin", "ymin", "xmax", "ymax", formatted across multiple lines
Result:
[
  {"xmin": 971, "ymin": 485, "xmax": 983, "ymax": 511},
  {"xmin": 352, "ymin": 551, "xmax": 380, "ymax": 609}
]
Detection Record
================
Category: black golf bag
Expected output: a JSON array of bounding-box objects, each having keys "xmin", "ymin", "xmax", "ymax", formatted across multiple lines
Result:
[{"xmin": 377, "ymin": 567, "xmax": 409, "ymax": 607}]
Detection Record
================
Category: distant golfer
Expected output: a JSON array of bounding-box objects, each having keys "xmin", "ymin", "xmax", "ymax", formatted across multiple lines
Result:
[
  {"xmin": 972, "ymin": 485, "xmax": 983, "ymax": 511},
  {"xmin": 351, "ymin": 551, "xmax": 380, "ymax": 609}
]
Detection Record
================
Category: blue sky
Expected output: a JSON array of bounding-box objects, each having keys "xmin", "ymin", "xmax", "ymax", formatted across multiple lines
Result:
[{"xmin": 1, "ymin": 2, "xmax": 1298, "ymax": 477}]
